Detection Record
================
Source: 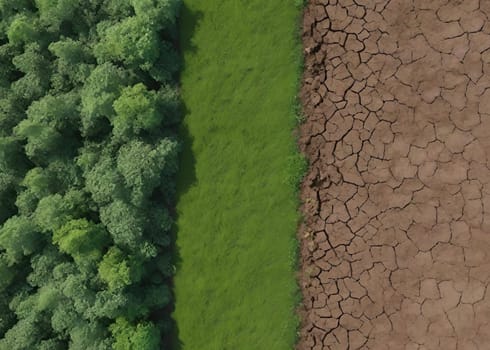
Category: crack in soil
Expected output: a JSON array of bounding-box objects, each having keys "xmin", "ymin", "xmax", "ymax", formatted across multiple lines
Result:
[{"xmin": 297, "ymin": 0, "xmax": 490, "ymax": 349}]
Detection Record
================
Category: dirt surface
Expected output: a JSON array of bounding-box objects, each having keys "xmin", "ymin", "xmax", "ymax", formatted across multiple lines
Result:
[{"xmin": 297, "ymin": 0, "xmax": 490, "ymax": 349}]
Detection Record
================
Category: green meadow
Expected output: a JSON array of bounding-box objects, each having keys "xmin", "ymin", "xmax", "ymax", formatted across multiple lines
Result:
[{"xmin": 173, "ymin": 1, "xmax": 304, "ymax": 349}]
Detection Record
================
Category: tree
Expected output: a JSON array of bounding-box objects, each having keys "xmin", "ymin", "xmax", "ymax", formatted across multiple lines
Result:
[
  {"xmin": 0, "ymin": 0, "xmax": 181, "ymax": 346},
  {"xmin": 0, "ymin": 290, "xmax": 16, "ymax": 337},
  {"xmin": 19, "ymin": 167, "xmax": 55, "ymax": 199},
  {"xmin": 49, "ymin": 38, "xmax": 94, "ymax": 90},
  {"xmin": 37, "ymin": 339, "xmax": 66, "ymax": 350},
  {"xmin": 50, "ymin": 297, "xmax": 79, "ymax": 333},
  {"xmin": 0, "ymin": 216, "xmax": 42, "ymax": 265},
  {"xmin": 34, "ymin": 191, "xmax": 86, "ymax": 233},
  {"xmin": 60, "ymin": 271, "xmax": 97, "ymax": 316},
  {"xmin": 36, "ymin": 283, "xmax": 61, "ymax": 311},
  {"xmin": 0, "ymin": 173, "xmax": 17, "ymax": 224},
  {"xmin": 35, "ymin": 0, "xmax": 79, "ymax": 30},
  {"xmin": 0, "ymin": 0, "xmax": 35, "ymax": 20},
  {"xmin": 0, "ymin": 255, "xmax": 15, "ymax": 292},
  {"xmin": 110, "ymin": 318, "xmax": 160, "ymax": 350},
  {"xmin": 90, "ymin": 288, "xmax": 127, "ymax": 319},
  {"xmin": 14, "ymin": 119, "xmax": 63, "ymax": 164},
  {"xmin": 156, "ymin": 85, "xmax": 181, "ymax": 125},
  {"xmin": 80, "ymin": 63, "xmax": 127, "ymax": 136},
  {"xmin": 27, "ymin": 246, "xmax": 64, "ymax": 287},
  {"xmin": 82, "ymin": 151, "xmax": 125, "ymax": 205},
  {"xmin": 68, "ymin": 320, "xmax": 112, "ymax": 350},
  {"xmin": 16, "ymin": 167, "xmax": 54, "ymax": 215},
  {"xmin": 7, "ymin": 15, "xmax": 38, "ymax": 46},
  {"xmin": 53, "ymin": 219, "xmax": 110, "ymax": 265},
  {"xmin": 10, "ymin": 43, "xmax": 51, "ymax": 101},
  {"xmin": 100, "ymin": 0, "xmax": 133, "ymax": 18},
  {"xmin": 0, "ymin": 136, "xmax": 29, "ymax": 177},
  {"xmin": 130, "ymin": 0, "xmax": 180, "ymax": 29},
  {"xmin": 26, "ymin": 92, "xmax": 79, "ymax": 132},
  {"xmin": 15, "ymin": 93, "xmax": 81, "ymax": 163},
  {"xmin": 0, "ymin": 44, "xmax": 21, "ymax": 91},
  {"xmin": 0, "ymin": 314, "xmax": 45, "ymax": 350},
  {"xmin": 116, "ymin": 139, "xmax": 179, "ymax": 205},
  {"xmin": 99, "ymin": 200, "xmax": 145, "ymax": 248},
  {"xmin": 0, "ymin": 136, "xmax": 29, "ymax": 222},
  {"xmin": 129, "ymin": 283, "xmax": 171, "ymax": 318},
  {"xmin": 148, "ymin": 43, "xmax": 180, "ymax": 83},
  {"xmin": 94, "ymin": 16, "xmax": 159, "ymax": 70},
  {"xmin": 98, "ymin": 246, "xmax": 143, "ymax": 290},
  {"xmin": 112, "ymin": 83, "xmax": 161, "ymax": 140}
]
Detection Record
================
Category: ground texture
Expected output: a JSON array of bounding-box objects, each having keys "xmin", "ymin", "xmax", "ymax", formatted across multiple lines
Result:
[
  {"xmin": 298, "ymin": 0, "xmax": 490, "ymax": 349},
  {"xmin": 173, "ymin": 1, "xmax": 301, "ymax": 349}
]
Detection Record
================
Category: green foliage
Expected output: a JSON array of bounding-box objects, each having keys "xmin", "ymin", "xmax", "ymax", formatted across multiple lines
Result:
[
  {"xmin": 49, "ymin": 38, "xmax": 93, "ymax": 89},
  {"xmin": 94, "ymin": 16, "xmax": 159, "ymax": 70},
  {"xmin": 0, "ymin": 255, "xmax": 15, "ymax": 291},
  {"xmin": 0, "ymin": 136, "xmax": 29, "ymax": 176},
  {"xmin": 0, "ymin": 216, "xmax": 41, "ymax": 265},
  {"xmin": 36, "ymin": 284, "xmax": 60, "ymax": 311},
  {"xmin": 7, "ymin": 15, "xmax": 37, "ymax": 45},
  {"xmin": 100, "ymin": 200, "xmax": 144, "ymax": 248},
  {"xmin": 110, "ymin": 318, "xmax": 160, "ymax": 350},
  {"xmin": 35, "ymin": 0, "xmax": 79, "ymax": 29},
  {"xmin": 112, "ymin": 83, "xmax": 160, "ymax": 139},
  {"xmin": 117, "ymin": 139, "xmax": 179, "ymax": 205},
  {"xmin": 80, "ymin": 63, "xmax": 127, "ymax": 136},
  {"xmin": 11, "ymin": 43, "xmax": 51, "ymax": 101},
  {"xmin": 130, "ymin": 0, "xmax": 180, "ymax": 31},
  {"xmin": 27, "ymin": 246, "xmax": 64, "ymax": 287},
  {"xmin": 98, "ymin": 247, "xmax": 142, "ymax": 290},
  {"xmin": 0, "ymin": 315, "xmax": 44, "ymax": 350},
  {"xmin": 83, "ymin": 152, "xmax": 125, "ymax": 205},
  {"xmin": 0, "ymin": 0, "xmax": 181, "ymax": 348},
  {"xmin": 53, "ymin": 219, "xmax": 110, "ymax": 263},
  {"xmin": 34, "ymin": 193, "xmax": 75, "ymax": 232},
  {"xmin": 68, "ymin": 321, "xmax": 112, "ymax": 350}
]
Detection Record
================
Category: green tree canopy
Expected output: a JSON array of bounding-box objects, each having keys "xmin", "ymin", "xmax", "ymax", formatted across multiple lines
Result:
[
  {"xmin": 0, "ymin": 0, "xmax": 181, "ymax": 347},
  {"xmin": 112, "ymin": 83, "xmax": 160, "ymax": 140},
  {"xmin": 0, "ymin": 216, "xmax": 41, "ymax": 265},
  {"xmin": 53, "ymin": 219, "xmax": 110, "ymax": 264},
  {"xmin": 7, "ymin": 14, "xmax": 38, "ymax": 45},
  {"xmin": 98, "ymin": 246, "xmax": 143, "ymax": 291},
  {"xmin": 99, "ymin": 200, "xmax": 144, "ymax": 248},
  {"xmin": 94, "ymin": 16, "xmax": 159, "ymax": 70},
  {"xmin": 80, "ymin": 63, "xmax": 127, "ymax": 136},
  {"xmin": 110, "ymin": 318, "xmax": 160, "ymax": 350},
  {"xmin": 117, "ymin": 139, "xmax": 179, "ymax": 205}
]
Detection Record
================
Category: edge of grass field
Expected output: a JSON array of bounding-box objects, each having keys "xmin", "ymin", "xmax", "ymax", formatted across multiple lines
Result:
[
  {"xmin": 172, "ymin": 1, "xmax": 308, "ymax": 348},
  {"xmin": 290, "ymin": 0, "xmax": 308, "ymax": 346}
]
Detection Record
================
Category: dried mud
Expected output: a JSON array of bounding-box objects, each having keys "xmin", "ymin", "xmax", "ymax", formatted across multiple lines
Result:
[{"xmin": 298, "ymin": 0, "xmax": 490, "ymax": 349}]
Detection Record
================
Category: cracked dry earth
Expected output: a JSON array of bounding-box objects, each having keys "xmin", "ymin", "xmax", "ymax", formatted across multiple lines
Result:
[{"xmin": 297, "ymin": 0, "xmax": 490, "ymax": 349}]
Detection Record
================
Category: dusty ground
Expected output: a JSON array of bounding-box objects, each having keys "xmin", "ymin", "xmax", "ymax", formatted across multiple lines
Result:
[{"xmin": 298, "ymin": 0, "xmax": 490, "ymax": 349}]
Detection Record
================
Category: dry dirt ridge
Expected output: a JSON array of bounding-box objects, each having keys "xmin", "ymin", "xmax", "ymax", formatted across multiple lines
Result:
[{"xmin": 297, "ymin": 0, "xmax": 490, "ymax": 349}]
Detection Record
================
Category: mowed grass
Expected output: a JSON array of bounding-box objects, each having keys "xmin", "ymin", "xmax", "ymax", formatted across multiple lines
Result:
[{"xmin": 172, "ymin": 1, "xmax": 304, "ymax": 349}]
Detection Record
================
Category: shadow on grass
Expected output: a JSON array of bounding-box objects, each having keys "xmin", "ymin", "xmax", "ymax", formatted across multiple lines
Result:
[
  {"xmin": 176, "ymin": 4, "xmax": 204, "ymax": 54},
  {"xmin": 164, "ymin": 4, "xmax": 203, "ymax": 350}
]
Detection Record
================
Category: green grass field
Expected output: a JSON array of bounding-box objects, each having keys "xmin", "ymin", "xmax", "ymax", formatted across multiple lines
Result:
[{"xmin": 172, "ymin": 1, "xmax": 304, "ymax": 349}]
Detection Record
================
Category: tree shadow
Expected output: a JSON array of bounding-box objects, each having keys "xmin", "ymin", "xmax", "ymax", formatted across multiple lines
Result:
[
  {"xmin": 165, "ymin": 4, "xmax": 203, "ymax": 350},
  {"xmin": 176, "ymin": 4, "xmax": 204, "ymax": 54}
]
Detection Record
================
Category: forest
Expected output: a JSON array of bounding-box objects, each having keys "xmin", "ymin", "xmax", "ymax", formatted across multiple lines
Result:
[{"xmin": 0, "ymin": 0, "xmax": 181, "ymax": 348}]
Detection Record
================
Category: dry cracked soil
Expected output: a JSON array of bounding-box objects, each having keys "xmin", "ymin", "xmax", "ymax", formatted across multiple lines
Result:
[{"xmin": 297, "ymin": 0, "xmax": 490, "ymax": 349}]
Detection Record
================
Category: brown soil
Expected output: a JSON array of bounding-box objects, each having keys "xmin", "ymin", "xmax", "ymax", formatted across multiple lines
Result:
[{"xmin": 297, "ymin": 0, "xmax": 490, "ymax": 349}]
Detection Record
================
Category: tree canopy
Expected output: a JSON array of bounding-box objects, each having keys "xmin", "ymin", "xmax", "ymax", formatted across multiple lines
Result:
[{"xmin": 0, "ymin": 0, "xmax": 181, "ymax": 347}]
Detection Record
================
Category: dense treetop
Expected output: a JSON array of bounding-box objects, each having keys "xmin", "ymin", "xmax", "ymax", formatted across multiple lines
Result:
[{"xmin": 0, "ymin": 0, "xmax": 181, "ymax": 348}]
